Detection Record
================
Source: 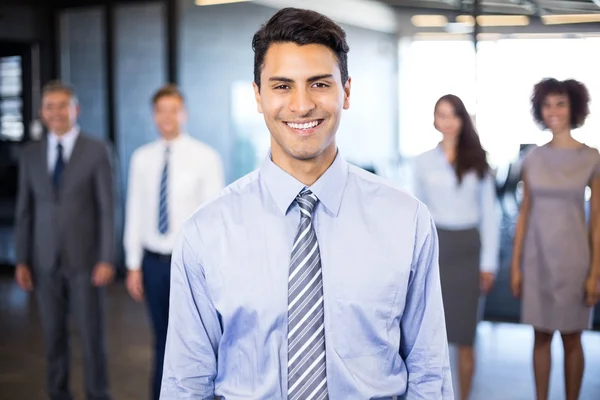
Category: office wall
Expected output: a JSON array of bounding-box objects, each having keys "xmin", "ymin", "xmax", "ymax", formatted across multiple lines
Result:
[
  {"xmin": 179, "ymin": 1, "xmax": 399, "ymax": 182},
  {"xmin": 59, "ymin": 7, "xmax": 108, "ymax": 140},
  {"xmin": 114, "ymin": 1, "xmax": 166, "ymax": 192}
]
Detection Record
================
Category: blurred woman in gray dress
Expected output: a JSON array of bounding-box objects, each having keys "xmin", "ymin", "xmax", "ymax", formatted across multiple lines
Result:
[
  {"xmin": 511, "ymin": 78, "xmax": 600, "ymax": 400},
  {"xmin": 413, "ymin": 94, "xmax": 500, "ymax": 400}
]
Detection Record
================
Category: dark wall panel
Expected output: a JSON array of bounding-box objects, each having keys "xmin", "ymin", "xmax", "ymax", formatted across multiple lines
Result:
[
  {"xmin": 59, "ymin": 7, "xmax": 108, "ymax": 140},
  {"xmin": 114, "ymin": 1, "xmax": 166, "ymax": 192},
  {"xmin": 0, "ymin": 5, "xmax": 37, "ymax": 41}
]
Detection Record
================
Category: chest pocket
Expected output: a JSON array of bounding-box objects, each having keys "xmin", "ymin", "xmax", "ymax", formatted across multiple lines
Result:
[{"xmin": 328, "ymin": 243, "xmax": 407, "ymax": 359}]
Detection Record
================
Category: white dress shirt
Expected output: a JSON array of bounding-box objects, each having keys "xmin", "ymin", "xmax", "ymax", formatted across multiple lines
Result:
[
  {"xmin": 412, "ymin": 144, "xmax": 500, "ymax": 273},
  {"xmin": 124, "ymin": 133, "xmax": 225, "ymax": 270},
  {"xmin": 47, "ymin": 125, "xmax": 80, "ymax": 172}
]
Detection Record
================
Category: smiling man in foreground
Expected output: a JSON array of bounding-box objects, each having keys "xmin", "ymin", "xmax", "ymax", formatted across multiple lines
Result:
[{"xmin": 160, "ymin": 7, "xmax": 453, "ymax": 399}]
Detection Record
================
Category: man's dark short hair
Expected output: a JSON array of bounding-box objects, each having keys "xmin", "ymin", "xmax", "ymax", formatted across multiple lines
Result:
[
  {"xmin": 252, "ymin": 7, "xmax": 350, "ymax": 90},
  {"xmin": 42, "ymin": 80, "xmax": 79, "ymax": 105},
  {"xmin": 152, "ymin": 83, "xmax": 185, "ymax": 106}
]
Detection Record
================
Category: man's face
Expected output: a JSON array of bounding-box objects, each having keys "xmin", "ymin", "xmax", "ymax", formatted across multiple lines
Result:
[
  {"xmin": 40, "ymin": 91, "xmax": 78, "ymax": 135},
  {"xmin": 253, "ymin": 42, "xmax": 350, "ymax": 163},
  {"xmin": 154, "ymin": 95, "xmax": 186, "ymax": 139}
]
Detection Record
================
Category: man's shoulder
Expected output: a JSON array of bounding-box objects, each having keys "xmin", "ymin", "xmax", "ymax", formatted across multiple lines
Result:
[
  {"xmin": 130, "ymin": 140, "xmax": 157, "ymax": 158},
  {"xmin": 347, "ymin": 163, "xmax": 433, "ymax": 233},
  {"xmin": 348, "ymin": 163, "xmax": 421, "ymax": 207},
  {"xmin": 78, "ymin": 132, "xmax": 106, "ymax": 145},
  {"xmin": 78, "ymin": 132, "xmax": 112, "ymax": 154},
  {"xmin": 21, "ymin": 139, "xmax": 43, "ymax": 156},
  {"xmin": 184, "ymin": 136, "xmax": 221, "ymax": 157}
]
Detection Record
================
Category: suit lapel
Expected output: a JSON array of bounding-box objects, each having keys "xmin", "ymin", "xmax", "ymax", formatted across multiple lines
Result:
[{"xmin": 60, "ymin": 134, "xmax": 86, "ymax": 191}]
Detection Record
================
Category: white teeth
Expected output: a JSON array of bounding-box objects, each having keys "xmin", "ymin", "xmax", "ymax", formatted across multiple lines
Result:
[{"xmin": 286, "ymin": 120, "xmax": 320, "ymax": 130}]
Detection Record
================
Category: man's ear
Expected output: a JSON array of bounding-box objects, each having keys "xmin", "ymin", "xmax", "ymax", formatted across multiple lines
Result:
[
  {"xmin": 343, "ymin": 77, "xmax": 351, "ymax": 110},
  {"xmin": 253, "ymin": 82, "xmax": 263, "ymax": 114}
]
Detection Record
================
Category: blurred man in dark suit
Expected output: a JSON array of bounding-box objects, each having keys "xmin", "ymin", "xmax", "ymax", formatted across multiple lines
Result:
[{"xmin": 14, "ymin": 81, "xmax": 116, "ymax": 400}]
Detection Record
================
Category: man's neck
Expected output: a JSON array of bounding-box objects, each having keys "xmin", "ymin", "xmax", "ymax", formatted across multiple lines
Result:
[
  {"xmin": 273, "ymin": 145, "xmax": 337, "ymax": 187},
  {"xmin": 51, "ymin": 126, "xmax": 74, "ymax": 138},
  {"xmin": 160, "ymin": 131, "xmax": 180, "ymax": 142}
]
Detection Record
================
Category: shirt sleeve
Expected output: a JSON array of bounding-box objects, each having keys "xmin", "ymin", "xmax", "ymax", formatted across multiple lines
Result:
[
  {"xmin": 478, "ymin": 171, "xmax": 500, "ymax": 274},
  {"xmin": 160, "ymin": 221, "xmax": 222, "ymax": 399},
  {"xmin": 123, "ymin": 151, "xmax": 144, "ymax": 270},
  {"xmin": 15, "ymin": 148, "xmax": 32, "ymax": 265},
  {"xmin": 94, "ymin": 141, "xmax": 116, "ymax": 265},
  {"xmin": 401, "ymin": 203, "xmax": 454, "ymax": 399}
]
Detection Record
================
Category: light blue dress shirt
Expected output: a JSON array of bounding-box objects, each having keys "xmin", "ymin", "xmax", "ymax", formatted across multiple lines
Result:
[
  {"xmin": 412, "ymin": 145, "xmax": 500, "ymax": 273},
  {"xmin": 161, "ymin": 151, "xmax": 453, "ymax": 399},
  {"xmin": 46, "ymin": 125, "xmax": 80, "ymax": 172}
]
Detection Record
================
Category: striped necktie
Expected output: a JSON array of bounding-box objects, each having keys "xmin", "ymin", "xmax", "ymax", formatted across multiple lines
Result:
[
  {"xmin": 158, "ymin": 146, "xmax": 170, "ymax": 235},
  {"xmin": 287, "ymin": 189, "xmax": 328, "ymax": 400}
]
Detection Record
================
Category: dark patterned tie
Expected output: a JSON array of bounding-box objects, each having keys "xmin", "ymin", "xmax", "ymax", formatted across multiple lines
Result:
[
  {"xmin": 53, "ymin": 143, "xmax": 64, "ymax": 189},
  {"xmin": 287, "ymin": 189, "xmax": 328, "ymax": 400}
]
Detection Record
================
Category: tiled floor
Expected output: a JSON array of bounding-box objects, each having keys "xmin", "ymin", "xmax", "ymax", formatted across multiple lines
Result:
[
  {"xmin": 0, "ymin": 274, "xmax": 599, "ymax": 400},
  {"xmin": 452, "ymin": 322, "xmax": 600, "ymax": 400}
]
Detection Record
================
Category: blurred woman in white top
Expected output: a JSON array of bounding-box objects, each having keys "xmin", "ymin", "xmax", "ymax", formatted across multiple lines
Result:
[{"xmin": 413, "ymin": 94, "xmax": 500, "ymax": 400}]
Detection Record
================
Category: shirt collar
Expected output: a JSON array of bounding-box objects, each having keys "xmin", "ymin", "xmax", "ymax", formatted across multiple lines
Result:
[
  {"xmin": 259, "ymin": 148, "xmax": 349, "ymax": 217},
  {"xmin": 49, "ymin": 125, "xmax": 80, "ymax": 147},
  {"xmin": 159, "ymin": 132, "xmax": 187, "ymax": 153}
]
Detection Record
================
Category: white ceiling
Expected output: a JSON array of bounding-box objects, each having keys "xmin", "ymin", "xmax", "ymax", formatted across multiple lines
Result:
[
  {"xmin": 379, "ymin": 0, "xmax": 600, "ymax": 15},
  {"xmin": 255, "ymin": 0, "xmax": 399, "ymax": 32}
]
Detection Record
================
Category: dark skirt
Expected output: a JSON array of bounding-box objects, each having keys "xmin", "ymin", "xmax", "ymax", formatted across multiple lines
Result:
[{"xmin": 437, "ymin": 227, "xmax": 482, "ymax": 347}]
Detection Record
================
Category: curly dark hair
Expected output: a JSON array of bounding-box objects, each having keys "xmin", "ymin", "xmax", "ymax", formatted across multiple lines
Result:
[
  {"xmin": 252, "ymin": 7, "xmax": 349, "ymax": 91},
  {"xmin": 531, "ymin": 78, "xmax": 590, "ymax": 129},
  {"xmin": 435, "ymin": 94, "xmax": 490, "ymax": 184}
]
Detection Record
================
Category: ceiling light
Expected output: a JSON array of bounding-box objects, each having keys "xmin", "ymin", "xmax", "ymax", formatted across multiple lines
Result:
[
  {"xmin": 195, "ymin": 0, "xmax": 250, "ymax": 6},
  {"xmin": 410, "ymin": 15, "xmax": 448, "ymax": 27},
  {"xmin": 456, "ymin": 14, "xmax": 530, "ymax": 27},
  {"xmin": 541, "ymin": 14, "xmax": 600, "ymax": 25}
]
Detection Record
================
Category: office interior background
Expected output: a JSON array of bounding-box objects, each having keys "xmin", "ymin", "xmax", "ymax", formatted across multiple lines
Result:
[{"xmin": 0, "ymin": 0, "xmax": 600, "ymax": 399}]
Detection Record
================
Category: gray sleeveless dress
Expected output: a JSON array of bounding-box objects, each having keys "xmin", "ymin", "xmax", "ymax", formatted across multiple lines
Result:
[{"xmin": 521, "ymin": 143, "xmax": 600, "ymax": 333}]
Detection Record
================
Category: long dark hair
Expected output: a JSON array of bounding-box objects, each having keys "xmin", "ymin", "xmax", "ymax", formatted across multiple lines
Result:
[{"xmin": 434, "ymin": 94, "xmax": 489, "ymax": 183}]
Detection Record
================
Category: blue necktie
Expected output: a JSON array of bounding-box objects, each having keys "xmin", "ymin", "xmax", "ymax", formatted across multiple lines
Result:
[
  {"xmin": 158, "ymin": 146, "xmax": 170, "ymax": 235},
  {"xmin": 53, "ymin": 143, "xmax": 64, "ymax": 189},
  {"xmin": 287, "ymin": 189, "xmax": 329, "ymax": 399}
]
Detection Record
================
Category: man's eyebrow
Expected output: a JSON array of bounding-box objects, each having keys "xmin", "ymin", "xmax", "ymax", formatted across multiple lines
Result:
[
  {"xmin": 268, "ymin": 74, "xmax": 334, "ymax": 84},
  {"xmin": 307, "ymin": 74, "xmax": 334, "ymax": 82},
  {"xmin": 269, "ymin": 76, "xmax": 293, "ymax": 83}
]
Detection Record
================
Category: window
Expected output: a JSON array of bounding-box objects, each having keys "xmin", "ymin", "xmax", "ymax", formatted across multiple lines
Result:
[
  {"xmin": 399, "ymin": 36, "xmax": 600, "ymax": 167},
  {"xmin": 398, "ymin": 39, "xmax": 477, "ymax": 157},
  {"xmin": 0, "ymin": 56, "xmax": 24, "ymax": 141}
]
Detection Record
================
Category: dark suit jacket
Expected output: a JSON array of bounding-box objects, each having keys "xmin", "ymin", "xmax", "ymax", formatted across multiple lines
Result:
[{"xmin": 15, "ymin": 133, "xmax": 116, "ymax": 272}]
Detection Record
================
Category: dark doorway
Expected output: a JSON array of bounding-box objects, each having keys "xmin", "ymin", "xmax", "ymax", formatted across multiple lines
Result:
[{"xmin": 0, "ymin": 41, "xmax": 34, "ymax": 266}]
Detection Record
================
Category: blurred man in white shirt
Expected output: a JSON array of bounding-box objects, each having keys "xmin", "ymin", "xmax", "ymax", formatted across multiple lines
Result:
[{"xmin": 123, "ymin": 84, "xmax": 224, "ymax": 400}]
